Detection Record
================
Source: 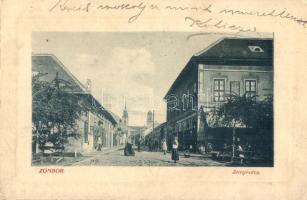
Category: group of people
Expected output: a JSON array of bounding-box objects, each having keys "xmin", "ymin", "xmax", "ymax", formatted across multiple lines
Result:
[
  {"xmin": 147, "ymin": 139, "xmax": 160, "ymax": 152},
  {"xmin": 147, "ymin": 137, "xmax": 179, "ymax": 163},
  {"xmin": 124, "ymin": 136, "xmax": 180, "ymax": 163},
  {"xmin": 214, "ymin": 142, "xmax": 256, "ymax": 165}
]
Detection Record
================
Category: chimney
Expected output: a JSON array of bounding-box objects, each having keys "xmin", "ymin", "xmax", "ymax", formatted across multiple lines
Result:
[{"xmin": 86, "ymin": 79, "xmax": 92, "ymax": 93}]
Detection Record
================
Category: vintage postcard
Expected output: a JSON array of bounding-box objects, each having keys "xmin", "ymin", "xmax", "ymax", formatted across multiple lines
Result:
[
  {"xmin": 31, "ymin": 32, "xmax": 273, "ymax": 167},
  {"xmin": 1, "ymin": 0, "xmax": 307, "ymax": 199}
]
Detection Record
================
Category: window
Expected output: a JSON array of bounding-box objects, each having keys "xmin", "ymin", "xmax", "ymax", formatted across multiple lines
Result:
[
  {"xmin": 245, "ymin": 80, "xmax": 257, "ymax": 98},
  {"xmin": 248, "ymin": 46, "xmax": 264, "ymax": 53},
  {"xmin": 214, "ymin": 79, "xmax": 225, "ymax": 102}
]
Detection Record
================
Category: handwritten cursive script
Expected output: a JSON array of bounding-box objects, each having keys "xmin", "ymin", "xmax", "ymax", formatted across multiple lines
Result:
[
  {"xmin": 48, "ymin": 0, "xmax": 307, "ymax": 31},
  {"xmin": 49, "ymin": 0, "xmax": 146, "ymax": 23},
  {"xmin": 96, "ymin": 2, "xmax": 146, "ymax": 23},
  {"xmin": 49, "ymin": 0, "xmax": 91, "ymax": 12},
  {"xmin": 219, "ymin": 8, "xmax": 307, "ymax": 28}
]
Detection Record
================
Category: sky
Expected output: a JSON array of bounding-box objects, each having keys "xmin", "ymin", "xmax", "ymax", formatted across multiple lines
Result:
[{"xmin": 32, "ymin": 32, "xmax": 272, "ymax": 126}]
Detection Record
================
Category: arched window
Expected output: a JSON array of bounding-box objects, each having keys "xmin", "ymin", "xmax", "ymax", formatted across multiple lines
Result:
[{"xmin": 248, "ymin": 46, "xmax": 264, "ymax": 53}]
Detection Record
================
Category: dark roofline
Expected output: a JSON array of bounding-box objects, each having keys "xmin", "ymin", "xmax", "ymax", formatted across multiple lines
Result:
[
  {"xmin": 193, "ymin": 37, "xmax": 273, "ymax": 57},
  {"xmin": 154, "ymin": 122, "xmax": 166, "ymax": 129},
  {"xmin": 109, "ymin": 111, "xmax": 121, "ymax": 123}
]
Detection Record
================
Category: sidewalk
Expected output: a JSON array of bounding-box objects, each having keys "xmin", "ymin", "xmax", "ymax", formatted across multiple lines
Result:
[
  {"xmin": 32, "ymin": 145, "xmax": 124, "ymax": 166},
  {"xmin": 65, "ymin": 145, "xmax": 124, "ymax": 166}
]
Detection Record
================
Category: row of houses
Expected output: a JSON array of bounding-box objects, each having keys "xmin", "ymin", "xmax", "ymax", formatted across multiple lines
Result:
[
  {"xmin": 32, "ymin": 54, "xmax": 125, "ymax": 154},
  {"xmin": 147, "ymin": 37, "xmax": 273, "ymax": 152}
]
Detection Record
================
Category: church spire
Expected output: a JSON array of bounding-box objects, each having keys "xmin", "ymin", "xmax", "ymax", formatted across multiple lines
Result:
[{"xmin": 122, "ymin": 98, "xmax": 128, "ymax": 126}]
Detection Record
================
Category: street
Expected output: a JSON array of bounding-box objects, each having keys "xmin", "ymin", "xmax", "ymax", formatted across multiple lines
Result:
[{"xmin": 67, "ymin": 147, "xmax": 227, "ymax": 166}]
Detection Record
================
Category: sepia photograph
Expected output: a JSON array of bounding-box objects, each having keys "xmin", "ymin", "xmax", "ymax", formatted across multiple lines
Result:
[
  {"xmin": 2, "ymin": 0, "xmax": 307, "ymax": 198},
  {"xmin": 31, "ymin": 32, "xmax": 273, "ymax": 167}
]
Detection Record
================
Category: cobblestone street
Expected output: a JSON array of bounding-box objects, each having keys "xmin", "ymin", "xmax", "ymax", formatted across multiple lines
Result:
[{"xmin": 68, "ymin": 147, "xmax": 227, "ymax": 166}]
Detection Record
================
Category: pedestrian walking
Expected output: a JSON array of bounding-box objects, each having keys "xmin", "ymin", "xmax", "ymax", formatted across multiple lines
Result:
[
  {"xmin": 97, "ymin": 137, "xmax": 102, "ymax": 151},
  {"xmin": 124, "ymin": 136, "xmax": 135, "ymax": 156},
  {"xmin": 162, "ymin": 139, "xmax": 167, "ymax": 155},
  {"xmin": 171, "ymin": 138, "xmax": 179, "ymax": 163},
  {"xmin": 137, "ymin": 137, "xmax": 142, "ymax": 152}
]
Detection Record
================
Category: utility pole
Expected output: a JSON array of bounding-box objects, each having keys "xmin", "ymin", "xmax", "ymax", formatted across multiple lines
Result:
[{"xmin": 152, "ymin": 110, "xmax": 155, "ymax": 135}]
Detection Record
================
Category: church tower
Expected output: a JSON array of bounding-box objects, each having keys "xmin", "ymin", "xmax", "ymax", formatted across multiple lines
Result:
[
  {"xmin": 122, "ymin": 101, "xmax": 128, "ymax": 126},
  {"xmin": 146, "ymin": 110, "xmax": 153, "ymax": 128}
]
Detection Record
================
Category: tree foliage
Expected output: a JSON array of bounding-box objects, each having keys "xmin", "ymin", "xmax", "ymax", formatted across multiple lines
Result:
[
  {"xmin": 212, "ymin": 94, "xmax": 273, "ymax": 129},
  {"xmin": 32, "ymin": 73, "xmax": 86, "ymax": 151}
]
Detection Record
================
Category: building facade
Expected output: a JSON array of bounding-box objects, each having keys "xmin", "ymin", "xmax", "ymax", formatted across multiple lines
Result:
[
  {"xmin": 32, "ymin": 54, "xmax": 117, "ymax": 154},
  {"xmin": 164, "ymin": 38, "xmax": 273, "ymax": 151}
]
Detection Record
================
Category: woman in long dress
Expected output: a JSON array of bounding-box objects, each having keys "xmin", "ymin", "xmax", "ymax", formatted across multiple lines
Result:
[
  {"xmin": 124, "ymin": 136, "xmax": 135, "ymax": 156},
  {"xmin": 162, "ymin": 139, "xmax": 167, "ymax": 155},
  {"xmin": 171, "ymin": 138, "xmax": 179, "ymax": 163}
]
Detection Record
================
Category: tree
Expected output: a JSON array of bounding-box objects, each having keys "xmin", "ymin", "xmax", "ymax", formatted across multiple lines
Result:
[
  {"xmin": 211, "ymin": 94, "xmax": 273, "ymax": 161},
  {"xmin": 32, "ymin": 73, "xmax": 86, "ymax": 153}
]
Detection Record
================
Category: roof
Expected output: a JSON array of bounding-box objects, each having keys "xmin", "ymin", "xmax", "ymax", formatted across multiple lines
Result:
[
  {"xmin": 32, "ymin": 54, "xmax": 86, "ymax": 93},
  {"xmin": 194, "ymin": 37, "xmax": 273, "ymax": 65},
  {"xmin": 32, "ymin": 54, "xmax": 117, "ymax": 126},
  {"xmin": 164, "ymin": 37, "xmax": 273, "ymax": 99},
  {"xmin": 74, "ymin": 93, "xmax": 117, "ymax": 126},
  {"xmin": 109, "ymin": 111, "xmax": 121, "ymax": 124},
  {"xmin": 154, "ymin": 122, "xmax": 166, "ymax": 130}
]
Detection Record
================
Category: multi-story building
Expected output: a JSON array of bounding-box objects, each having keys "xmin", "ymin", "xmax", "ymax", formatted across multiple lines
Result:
[
  {"xmin": 32, "ymin": 54, "xmax": 117, "ymax": 153},
  {"xmin": 164, "ymin": 37, "xmax": 273, "ymax": 150}
]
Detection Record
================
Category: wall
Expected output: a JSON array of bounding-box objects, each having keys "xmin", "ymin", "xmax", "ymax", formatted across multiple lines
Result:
[
  {"xmin": 196, "ymin": 63, "xmax": 273, "ymax": 144},
  {"xmin": 66, "ymin": 110, "xmax": 115, "ymax": 153},
  {"xmin": 166, "ymin": 62, "xmax": 198, "ymax": 122},
  {"xmin": 198, "ymin": 64, "xmax": 273, "ymax": 110},
  {"xmin": 65, "ymin": 112, "xmax": 90, "ymax": 153}
]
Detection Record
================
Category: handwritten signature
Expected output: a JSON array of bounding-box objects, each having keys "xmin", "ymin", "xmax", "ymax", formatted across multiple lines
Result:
[{"xmin": 185, "ymin": 17, "xmax": 257, "ymax": 34}]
